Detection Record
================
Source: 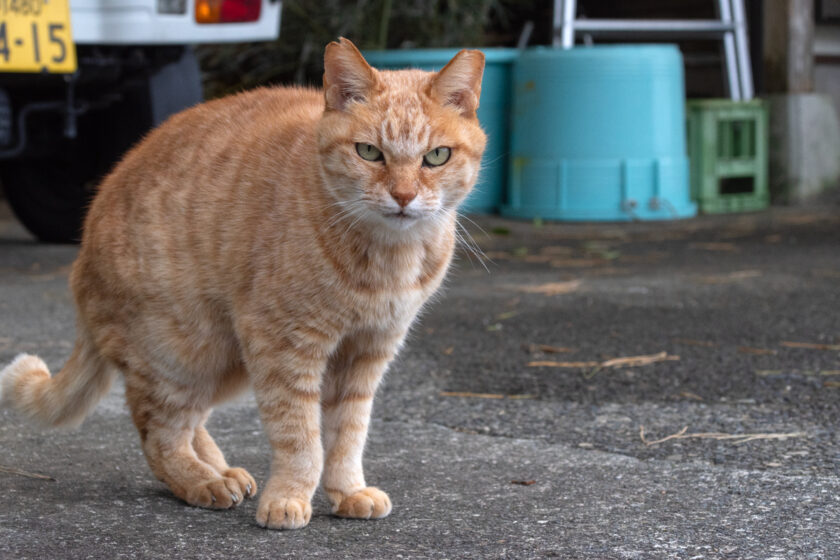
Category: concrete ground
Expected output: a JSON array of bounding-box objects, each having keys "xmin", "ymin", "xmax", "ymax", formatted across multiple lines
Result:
[{"xmin": 0, "ymin": 198, "xmax": 838, "ymax": 559}]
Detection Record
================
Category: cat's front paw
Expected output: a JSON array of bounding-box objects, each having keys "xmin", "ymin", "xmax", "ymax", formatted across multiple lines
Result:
[
  {"xmin": 334, "ymin": 487, "xmax": 392, "ymax": 519},
  {"xmin": 256, "ymin": 496, "xmax": 312, "ymax": 530}
]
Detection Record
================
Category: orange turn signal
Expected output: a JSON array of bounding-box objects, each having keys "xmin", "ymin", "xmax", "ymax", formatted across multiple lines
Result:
[{"xmin": 195, "ymin": 0, "xmax": 261, "ymax": 24}]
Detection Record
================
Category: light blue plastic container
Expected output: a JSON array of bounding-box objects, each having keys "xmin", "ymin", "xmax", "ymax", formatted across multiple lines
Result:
[
  {"xmin": 362, "ymin": 48, "xmax": 517, "ymax": 213},
  {"xmin": 502, "ymin": 45, "xmax": 696, "ymax": 221}
]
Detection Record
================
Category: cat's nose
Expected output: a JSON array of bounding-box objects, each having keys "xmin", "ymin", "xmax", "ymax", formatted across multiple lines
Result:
[{"xmin": 391, "ymin": 188, "xmax": 417, "ymax": 208}]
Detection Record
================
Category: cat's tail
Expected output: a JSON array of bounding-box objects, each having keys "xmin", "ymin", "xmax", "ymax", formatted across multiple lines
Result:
[{"xmin": 0, "ymin": 330, "xmax": 114, "ymax": 428}]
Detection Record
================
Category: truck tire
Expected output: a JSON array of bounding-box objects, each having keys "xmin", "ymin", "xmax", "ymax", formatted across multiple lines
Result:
[
  {"xmin": 1, "ymin": 47, "xmax": 203, "ymax": 243},
  {"xmin": 1, "ymin": 156, "xmax": 97, "ymax": 243}
]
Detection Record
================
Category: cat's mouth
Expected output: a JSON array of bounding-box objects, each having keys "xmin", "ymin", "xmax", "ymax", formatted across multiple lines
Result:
[
  {"xmin": 385, "ymin": 209, "xmax": 419, "ymax": 220},
  {"xmin": 381, "ymin": 208, "xmax": 423, "ymax": 228}
]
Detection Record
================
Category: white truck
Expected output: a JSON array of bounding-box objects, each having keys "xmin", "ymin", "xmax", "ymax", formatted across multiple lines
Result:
[{"xmin": 0, "ymin": 0, "xmax": 282, "ymax": 242}]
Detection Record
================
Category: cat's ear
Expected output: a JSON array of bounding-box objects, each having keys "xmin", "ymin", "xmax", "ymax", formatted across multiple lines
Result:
[
  {"xmin": 430, "ymin": 49, "xmax": 485, "ymax": 117},
  {"xmin": 323, "ymin": 37, "xmax": 380, "ymax": 111}
]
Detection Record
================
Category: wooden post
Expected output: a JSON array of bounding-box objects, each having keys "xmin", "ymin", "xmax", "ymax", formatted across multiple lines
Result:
[{"xmin": 763, "ymin": 0, "xmax": 814, "ymax": 93}]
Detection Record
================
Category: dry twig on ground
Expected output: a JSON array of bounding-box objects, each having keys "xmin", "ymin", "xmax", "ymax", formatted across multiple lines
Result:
[
  {"xmin": 639, "ymin": 426, "xmax": 807, "ymax": 446},
  {"xmin": 439, "ymin": 392, "xmax": 535, "ymax": 400},
  {"xmin": 0, "ymin": 464, "xmax": 56, "ymax": 481},
  {"xmin": 508, "ymin": 280, "xmax": 582, "ymax": 296},
  {"xmin": 528, "ymin": 351, "xmax": 679, "ymax": 372},
  {"xmin": 780, "ymin": 341, "xmax": 840, "ymax": 351}
]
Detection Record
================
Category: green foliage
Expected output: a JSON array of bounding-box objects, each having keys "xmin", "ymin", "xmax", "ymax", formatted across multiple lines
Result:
[{"xmin": 196, "ymin": 0, "xmax": 515, "ymax": 98}]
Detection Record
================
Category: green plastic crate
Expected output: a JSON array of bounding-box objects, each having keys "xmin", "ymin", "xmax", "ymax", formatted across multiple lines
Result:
[{"xmin": 687, "ymin": 99, "xmax": 769, "ymax": 213}]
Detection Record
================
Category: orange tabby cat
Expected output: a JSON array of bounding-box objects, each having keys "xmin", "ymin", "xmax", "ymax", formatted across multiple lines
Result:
[{"xmin": 0, "ymin": 38, "xmax": 485, "ymax": 529}]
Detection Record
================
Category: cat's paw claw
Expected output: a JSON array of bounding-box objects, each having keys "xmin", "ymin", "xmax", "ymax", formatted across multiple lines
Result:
[
  {"xmin": 335, "ymin": 487, "xmax": 392, "ymax": 519},
  {"xmin": 185, "ymin": 477, "xmax": 245, "ymax": 509},
  {"xmin": 256, "ymin": 497, "xmax": 312, "ymax": 530},
  {"xmin": 223, "ymin": 467, "xmax": 257, "ymax": 499}
]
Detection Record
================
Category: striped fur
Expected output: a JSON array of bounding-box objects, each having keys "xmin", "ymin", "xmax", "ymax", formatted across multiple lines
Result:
[{"xmin": 0, "ymin": 38, "xmax": 486, "ymax": 530}]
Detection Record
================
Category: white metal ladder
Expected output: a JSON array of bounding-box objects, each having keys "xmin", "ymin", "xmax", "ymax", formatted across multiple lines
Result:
[{"xmin": 552, "ymin": 0, "xmax": 754, "ymax": 100}]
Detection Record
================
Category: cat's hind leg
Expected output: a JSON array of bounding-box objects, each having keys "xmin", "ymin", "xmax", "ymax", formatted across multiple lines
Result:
[
  {"xmin": 125, "ymin": 376, "xmax": 247, "ymax": 509},
  {"xmin": 192, "ymin": 419, "xmax": 258, "ymax": 499},
  {"xmin": 190, "ymin": 364, "xmax": 258, "ymax": 499}
]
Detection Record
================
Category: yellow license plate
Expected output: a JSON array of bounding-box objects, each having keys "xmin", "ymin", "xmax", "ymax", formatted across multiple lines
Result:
[{"xmin": 0, "ymin": 0, "xmax": 76, "ymax": 73}]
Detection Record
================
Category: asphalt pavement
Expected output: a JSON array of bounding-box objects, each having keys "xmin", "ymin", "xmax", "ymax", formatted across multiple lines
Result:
[{"xmin": 0, "ymin": 197, "xmax": 838, "ymax": 559}]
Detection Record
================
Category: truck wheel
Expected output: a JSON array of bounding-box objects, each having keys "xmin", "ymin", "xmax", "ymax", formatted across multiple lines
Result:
[
  {"xmin": 2, "ymin": 47, "xmax": 203, "ymax": 243},
  {"xmin": 1, "ymin": 157, "xmax": 98, "ymax": 243}
]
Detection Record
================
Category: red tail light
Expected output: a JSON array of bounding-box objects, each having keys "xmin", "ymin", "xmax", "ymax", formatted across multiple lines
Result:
[{"xmin": 195, "ymin": 0, "xmax": 261, "ymax": 23}]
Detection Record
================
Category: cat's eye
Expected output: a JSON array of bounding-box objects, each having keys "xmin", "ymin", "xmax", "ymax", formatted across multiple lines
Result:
[
  {"xmin": 356, "ymin": 143, "xmax": 384, "ymax": 162},
  {"xmin": 423, "ymin": 147, "xmax": 451, "ymax": 167}
]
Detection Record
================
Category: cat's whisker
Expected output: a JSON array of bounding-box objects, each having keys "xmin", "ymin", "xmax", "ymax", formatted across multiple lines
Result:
[
  {"xmin": 453, "ymin": 216, "xmax": 491, "ymax": 273},
  {"xmin": 326, "ymin": 204, "xmax": 358, "ymax": 229},
  {"xmin": 452, "ymin": 226, "xmax": 477, "ymax": 268},
  {"xmin": 325, "ymin": 197, "xmax": 370, "ymax": 231},
  {"xmin": 455, "ymin": 229, "xmax": 481, "ymax": 268},
  {"xmin": 478, "ymin": 153, "xmax": 506, "ymax": 170},
  {"xmin": 333, "ymin": 202, "xmax": 370, "ymax": 241},
  {"xmin": 452, "ymin": 226, "xmax": 479, "ymax": 269},
  {"xmin": 456, "ymin": 212, "xmax": 492, "ymax": 240}
]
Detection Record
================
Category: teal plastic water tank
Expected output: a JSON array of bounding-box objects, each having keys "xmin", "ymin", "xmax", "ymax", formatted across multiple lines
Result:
[
  {"xmin": 503, "ymin": 45, "xmax": 696, "ymax": 221},
  {"xmin": 362, "ymin": 48, "xmax": 517, "ymax": 213}
]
